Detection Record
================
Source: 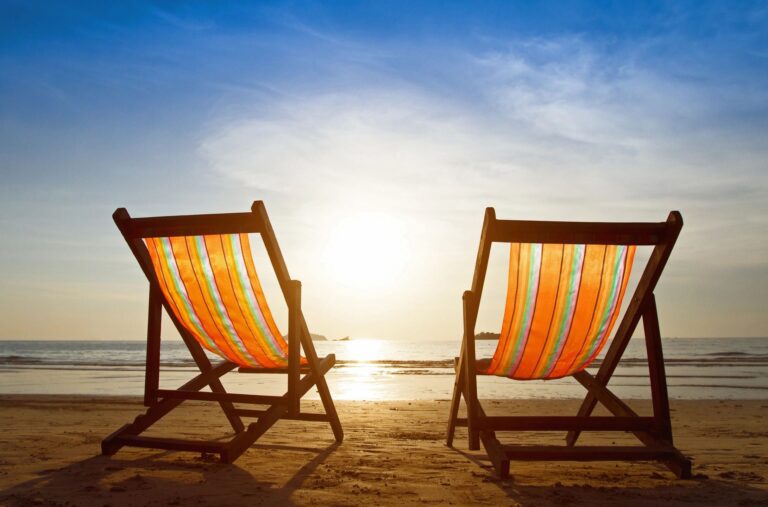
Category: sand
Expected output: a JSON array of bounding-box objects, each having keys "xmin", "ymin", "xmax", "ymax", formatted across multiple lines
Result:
[{"xmin": 0, "ymin": 396, "xmax": 766, "ymax": 506}]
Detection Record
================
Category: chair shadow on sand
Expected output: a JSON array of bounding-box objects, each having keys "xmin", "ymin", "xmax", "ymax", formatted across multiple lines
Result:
[
  {"xmin": 452, "ymin": 447, "xmax": 768, "ymax": 505},
  {"xmin": 1, "ymin": 434, "xmax": 766, "ymax": 505},
  {"xmin": 0, "ymin": 442, "xmax": 340, "ymax": 506}
]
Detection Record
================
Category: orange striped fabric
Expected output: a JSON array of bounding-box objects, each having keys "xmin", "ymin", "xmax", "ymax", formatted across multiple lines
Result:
[
  {"xmin": 144, "ymin": 234, "xmax": 303, "ymax": 368},
  {"xmin": 484, "ymin": 243, "xmax": 635, "ymax": 379}
]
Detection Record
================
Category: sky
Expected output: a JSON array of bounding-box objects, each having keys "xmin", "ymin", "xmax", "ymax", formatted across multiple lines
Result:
[{"xmin": 1, "ymin": 1, "xmax": 767, "ymax": 341}]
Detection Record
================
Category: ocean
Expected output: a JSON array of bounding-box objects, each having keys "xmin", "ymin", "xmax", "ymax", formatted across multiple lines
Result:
[{"xmin": 1, "ymin": 338, "xmax": 766, "ymax": 400}]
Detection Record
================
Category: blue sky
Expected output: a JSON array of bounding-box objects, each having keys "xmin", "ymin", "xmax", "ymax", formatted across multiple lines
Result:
[{"xmin": 1, "ymin": 1, "xmax": 767, "ymax": 341}]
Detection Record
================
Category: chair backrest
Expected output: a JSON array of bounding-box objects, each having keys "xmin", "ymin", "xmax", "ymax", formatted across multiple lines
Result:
[
  {"xmin": 113, "ymin": 201, "xmax": 298, "ymax": 369},
  {"xmin": 144, "ymin": 234, "xmax": 288, "ymax": 368},
  {"xmin": 485, "ymin": 243, "xmax": 635, "ymax": 379},
  {"xmin": 469, "ymin": 209, "xmax": 682, "ymax": 380}
]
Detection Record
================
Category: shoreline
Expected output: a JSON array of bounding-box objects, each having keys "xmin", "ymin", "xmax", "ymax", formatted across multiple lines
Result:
[
  {"xmin": 3, "ymin": 369, "xmax": 767, "ymax": 401},
  {"xmin": 1, "ymin": 393, "xmax": 768, "ymax": 402},
  {"xmin": 1, "ymin": 395, "xmax": 766, "ymax": 505},
  {"xmin": 3, "ymin": 338, "xmax": 767, "ymax": 403}
]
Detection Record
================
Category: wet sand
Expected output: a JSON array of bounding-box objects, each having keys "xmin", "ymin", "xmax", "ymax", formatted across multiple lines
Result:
[{"xmin": 0, "ymin": 396, "xmax": 766, "ymax": 506}]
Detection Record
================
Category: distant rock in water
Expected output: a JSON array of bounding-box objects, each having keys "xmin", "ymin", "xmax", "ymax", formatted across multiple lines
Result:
[
  {"xmin": 475, "ymin": 332, "xmax": 500, "ymax": 340},
  {"xmin": 336, "ymin": 336, "xmax": 350, "ymax": 341},
  {"xmin": 283, "ymin": 333, "xmax": 328, "ymax": 341}
]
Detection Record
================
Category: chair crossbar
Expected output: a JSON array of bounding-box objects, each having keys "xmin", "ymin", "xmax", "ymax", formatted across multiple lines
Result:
[
  {"xmin": 155, "ymin": 390, "xmax": 284, "ymax": 405},
  {"xmin": 234, "ymin": 409, "xmax": 331, "ymax": 422},
  {"xmin": 454, "ymin": 416, "xmax": 657, "ymax": 432},
  {"xmin": 239, "ymin": 365, "xmax": 312, "ymax": 374},
  {"xmin": 490, "ymin": 219, "xmax": 669, "ymax": 245},
  {"xmin": 123, "ymin": 211, "xmax": 263, "ymax": 238},
  {"xmin": 111, "ymin": 435, "xmax": 227, "ymax": 454},
  {"xmin": 501, "ymin": 445, "xmax": 678, "ymax": 461}
]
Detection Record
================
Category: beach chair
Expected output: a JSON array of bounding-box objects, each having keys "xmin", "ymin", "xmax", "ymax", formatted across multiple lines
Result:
[
  {"xmin": 102, "ymin": 201, "xmax": 343, "ymax": 463},
  {"xmin": 446, "ymin": 208, "xmax": 691, "ymax": 479}
]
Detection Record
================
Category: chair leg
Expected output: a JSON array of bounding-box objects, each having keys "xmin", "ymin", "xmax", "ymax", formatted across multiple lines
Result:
[
  {"xmin": 473, "ymin": 398, "xmax": 509, "ymax": 478},
  {"xmin": 469, "ymin": 431, "xmax": 480, "ymax": 450},
  {"xmin": 180, "ymin": 333, "xmax": 245, "ymax": 434},
  {"xmin": 223, "ymin": 404, "xmax": 287, "ymax": 463},
  {"xmin": 466, "ymin": 380, "xmax": 481, "ymax": 451},
  {"xmin": 480, "ymin": 430, "xmax": 510, "ymax": 479},
  {"xmin": 643, "ymin": 295, "xmax": 674, "ymax": 443},
  {"xmin": 316, "ymin": 372, "xmax": 343, "ymax": 442},
  {"xmin": 446, "ymin": 358, "xmax": 464, "ymax": 447},
  {"xmin": 463, "ymin": 387, "xmax": 481, "ymax": 451},
  {"xmin": 455, "ymin": 356, "xmax": 481, "ymax": 450},
  {"xmin": 208, "ymin": 376, "xmax": 245, "ymax": 433},
  {"xmin": 462, "ymin": 292, "xmax": 481, "ymax": 451}
]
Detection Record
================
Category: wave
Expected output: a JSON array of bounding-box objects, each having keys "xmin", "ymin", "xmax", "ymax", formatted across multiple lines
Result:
[
  {"xmin": 3, "ymin": 355, "xmax": 768, "ymax": 370},
  {"xmin": 0, "ymin": 356, "xmax": 196, "ymax": 368}
]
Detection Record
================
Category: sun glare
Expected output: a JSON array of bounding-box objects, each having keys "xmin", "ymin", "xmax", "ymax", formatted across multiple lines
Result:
[
  {"xmin": 337, "ymin": 339, "xmax": 385, "ymax": 400},
  {"xmin": 322, "ymin": 212, "xmax": 409, "ymax": 290}
]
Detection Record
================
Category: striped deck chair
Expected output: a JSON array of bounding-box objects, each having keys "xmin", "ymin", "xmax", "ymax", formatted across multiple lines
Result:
[
  {"xmin": 446, "ymin": 208, "xmax": 691, "ymax": 479},
  {"xmin": 102, "ymin": 201, "xmax": 343, "ymax": 463}
]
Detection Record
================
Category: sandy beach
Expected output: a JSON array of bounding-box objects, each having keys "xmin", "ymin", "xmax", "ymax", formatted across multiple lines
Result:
[{"xmin": 0, "ymin": 396, "xmax": 766, "ymax": 506}]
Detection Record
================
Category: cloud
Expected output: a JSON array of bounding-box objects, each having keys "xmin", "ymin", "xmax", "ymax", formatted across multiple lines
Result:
[
  {"xmin": 201, "ymin": 37, "xmax": 766, "ymax": 208},
  {"xmin": 199, "ymin": 90, "xmax": 504, "ymax": 211},
  {"xmin": 3, "ymin": 2, "xmax": 768, "ymax": 339},
  {"xmin": 200, "ymin": 33, "xmax": 768, "ymax": 286}
]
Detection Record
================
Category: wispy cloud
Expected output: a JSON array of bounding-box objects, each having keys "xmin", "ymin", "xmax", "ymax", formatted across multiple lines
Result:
[
  {"xmin": 202, "ymin": 36, "xmax": 767, "ymax": 209},
  {"xmin": 200, "ymin": 28, "xmax": 768, "ymax": 335},
  {"xmin": 2, "ymin": 1, "xmax": 767, "ymax": 339}
]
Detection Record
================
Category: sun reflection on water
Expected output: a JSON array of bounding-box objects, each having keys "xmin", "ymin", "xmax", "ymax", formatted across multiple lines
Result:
[{"xmin": 335, "ymin": 339, "xmax": 386, "ymax": 400}]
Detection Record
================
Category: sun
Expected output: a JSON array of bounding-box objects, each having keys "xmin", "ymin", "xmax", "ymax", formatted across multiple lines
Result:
[{"xmin": 322, "ymin": 212, "xmax": 409, "ymax": 290}]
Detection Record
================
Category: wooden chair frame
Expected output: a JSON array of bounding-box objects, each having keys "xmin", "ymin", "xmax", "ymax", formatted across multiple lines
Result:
[
  {"xmin": 101, "ymin": 201, "xmax": 343, "ymax": 463},
  {"xmin": 446, "ymin": 208, "xmax": 691, "ymax": 479}
]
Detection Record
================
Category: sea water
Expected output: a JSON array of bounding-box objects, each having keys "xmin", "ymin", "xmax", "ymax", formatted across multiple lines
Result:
[{"xmin": 0, "ymin": 338, "xmax": 766, "ymax": 400}]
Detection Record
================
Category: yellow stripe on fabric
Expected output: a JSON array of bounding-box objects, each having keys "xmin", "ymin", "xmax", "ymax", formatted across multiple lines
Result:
[
  {"xmin": 512, "ymin": 244, "xmax": 563, "ymax": 379},
  {"xmin": 227, "ymin": 235, "xmax": 285, "ymax": 360},
  {"xmin": 240, "ymin": 235, "xmax": 292, "ymax": 364},
  {"xmin": 486, "ymin": 242, "xmax": 636, "ymax": 380},
  {"xmin": 202, "ymin": 235, "xmax": 280, "ymax": 368},
  {"xmin": 570, "ymin": 245, "xmax": 621, "ymax": 370},
  {"xmin": 547, "ymin": 244, "xmax": 608, "ymax": 379},
  {"xmin": 217, "ymin": 234, "xmax": 275, "ymax": 366},
  {"xmin": 489, "ymin": 243, "xmax": 532, "ymax": 375},
  {"xmin": 571, "ymin": 244, "xmax": 635, "ymax": 374},
  {"xmin": 218, "ymin": 234, "xmax": 285, "ymax": 368},
  {"xmin": 529, "ymin": 244, "xmax": 576, "ymax": 379},
  {"xmin": 486, "ymin": 243, "xmax": 520, "ymax": 375},
  {"xmin": 229, "ymin": 234, "xmax": 289, "ymax": 365},
  {"xmin": 185, "ymin": 236, "xmax": 258, "ymax": 367},
  {"xmin": 503, "ymin": 243, "xmax": 542, "ymax": 377},
  {"xmin": 485, "ymin": 243, "xmax": 521, "ymax": 375},
  {"xmin": 239, "ymin": 234, "xmax": 290, "ymax": 355},
  {"xmin": 145, "ymin": 237, "xmax": 228, "ymax": 360},
  {"xmin": 538, "ymin": 244, "xmax": 586, "ymax": 378},
  {"xmin": 169, "ymin": 236, "xmax": 247, "ymax": 364},
  {"xmin": 141, "ymin": 233, "xmax": 300, "ymax": 369}
]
